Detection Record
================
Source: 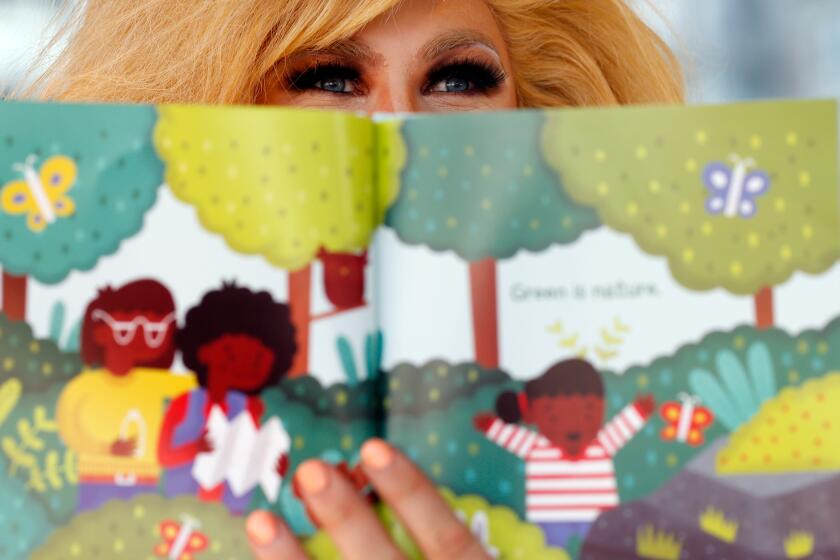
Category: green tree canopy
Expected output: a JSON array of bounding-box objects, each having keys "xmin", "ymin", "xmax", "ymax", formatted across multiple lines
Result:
[
  {"xmin": 543, "ymin": 100, "xmax": 840, "ymax": 295},
  {"xmin": 385, "ymin": 111, "xmax": 599, "ymax": 260},
  {"xmin": 0, "ymin": 103, "xmax": 162, "ymax": 284},
  {"xmin": 155, "ymin": 106, "xmax": 401, "ymax": 270}
]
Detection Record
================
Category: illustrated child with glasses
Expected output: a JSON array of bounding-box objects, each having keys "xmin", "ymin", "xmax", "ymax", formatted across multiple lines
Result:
[{"xmin": 56, "ymin": 279, "xmax": 196, "ymax": 512}]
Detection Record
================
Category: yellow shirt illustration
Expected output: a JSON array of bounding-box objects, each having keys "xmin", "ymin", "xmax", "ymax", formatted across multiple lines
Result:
[{"xmin": 56, "ymin": 368, "xmax": 196, "ymax": 482}]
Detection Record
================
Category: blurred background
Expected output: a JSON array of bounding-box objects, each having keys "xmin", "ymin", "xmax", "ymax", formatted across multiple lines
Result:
[{"xmin": 1, "ymin": 0, "xmax": 839, "ymax": 102}]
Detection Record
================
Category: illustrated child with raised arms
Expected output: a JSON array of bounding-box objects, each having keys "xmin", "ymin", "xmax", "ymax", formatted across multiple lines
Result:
[{"xmin": 474, "ymin": 358, "xmax": 655, "ymax": 548}]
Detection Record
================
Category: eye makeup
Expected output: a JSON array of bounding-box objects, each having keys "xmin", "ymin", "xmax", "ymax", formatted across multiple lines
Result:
[
  {"xmin": 283, "ymin": 58, "xmax": 365, "ymax": 96},
  {"xmin": 423, "ymin": 55, "xmax": 508, "ymax": 95}
]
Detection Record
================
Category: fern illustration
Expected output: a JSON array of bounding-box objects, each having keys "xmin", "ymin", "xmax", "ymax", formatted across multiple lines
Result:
[
  {"xmin": 365, "ymin": 330, "xmax": 383, "ymax": 380},
  {"xmin": 336, "ymin": 329, "xmax": 384, "ymax": 387},
  {"xmin": 47, "ymin": 301, "xmax": 82, "ymax": 352},
  {"xmin": 336, "ymin": 337, "xmax": 359, "ymax": 386},
  {"xmin": 689, "ymin": 341, "xmax": 777, "ymax": 431}
]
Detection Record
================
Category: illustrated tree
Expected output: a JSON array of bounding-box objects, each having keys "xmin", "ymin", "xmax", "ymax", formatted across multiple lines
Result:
[
  {"xmin": 0, "ymin": 103, "xmax": 163, "ymax": 321},
  {"xmin": 543, "ymin": 100, "xmax": 840, "ymax": 328},
  {"xmin": 385, "ymin": 111, "xmax": 599, "ymax": 367},
  {"xmin": 155, "ymin": 106, "xmax": 405, "ymax": 375}
]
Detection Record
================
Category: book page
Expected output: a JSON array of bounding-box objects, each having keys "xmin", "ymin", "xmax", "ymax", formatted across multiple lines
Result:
[
  {"xmin": 378, "ymin": 101, "xmax": 840, "ymax": 559},
  {"xmin": 0, "ymin": 101, "xmax": 384, "ymax": 558}
]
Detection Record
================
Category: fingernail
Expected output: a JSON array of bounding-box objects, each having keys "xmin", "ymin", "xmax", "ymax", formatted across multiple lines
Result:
[
  {"xmin": 361, "ymin": 439, "xmax": 395, "ymax": 470},
  {"xmin": 246, "ymin": 511, "xmax": 277, "ymax": 546},
  {"xmin": 297, "ymin": 461, "xmax": 329, "ymax": 495}
]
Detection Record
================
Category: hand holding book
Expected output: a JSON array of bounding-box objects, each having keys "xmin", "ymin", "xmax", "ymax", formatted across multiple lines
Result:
[{"xmin": 247, "ymin": 439, "xmax": 493, "ymax": 560}]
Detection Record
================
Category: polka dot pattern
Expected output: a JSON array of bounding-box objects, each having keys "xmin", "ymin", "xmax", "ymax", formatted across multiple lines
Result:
[
  {"xmin": 155, "ymin": 107, "xmax": 390, "ymax": 271},
  {"xmin": 544, "ymin": 101, "xmax": 840, "ymax": 295},
  {"xmin": 386, "ymin": 111, "xmax": 599, "ymax": 261},
  {"xmin": 0, "ymin": 104, "xmax": 162, "ymax": 284}
]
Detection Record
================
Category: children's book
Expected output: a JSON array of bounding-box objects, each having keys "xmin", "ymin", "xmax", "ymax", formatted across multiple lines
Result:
[{"xmin": 0, "ymin": 99, "xmax": 839, "ymax": 560}]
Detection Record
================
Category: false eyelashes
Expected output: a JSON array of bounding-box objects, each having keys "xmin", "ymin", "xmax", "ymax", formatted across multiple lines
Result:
[
  {"xmin": 423, "ymin": 56, "xmax": 508, "ymax": 95},
  {"xmin": 286, "ymin": 63, "xmax": 363, "ymax": 94},
  {"xmin": 282, "ymin": 56, "xmax": 507, "ymax": 96}
]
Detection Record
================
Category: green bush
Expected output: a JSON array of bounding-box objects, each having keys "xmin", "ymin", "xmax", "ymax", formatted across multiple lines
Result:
[
  {"xmin": 385, "ymin": 361, "xmax": 511, "ymax": 416},
  {"xmin": 31, "ymin": 495, "xmax": 250, "ymax": 560},
  {"xmin": 0, "ymin": 314, "xmax": 81, "ymax": 524},
  {"xmin": 0, "ymin": 313, "xmax": 82, "ymax": 391},
  {"xmin": 605, "ymin": 318, "xmax": 840, "ymax": 502},
  {"xmin": 276, "ymin": 375, "xmax": 383, "ymax": 422},
  {"xmin": 303, "ymin": 488, "xmax": 571, "ymax": 560},
  {"xmin": 0, "ymin": 455, "xmax": 53, "ymax": 560}
]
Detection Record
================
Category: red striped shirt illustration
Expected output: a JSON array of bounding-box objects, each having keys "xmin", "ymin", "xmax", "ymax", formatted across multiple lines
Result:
[{"xmin": 482, "ymin": 403, "xmax": 647, "ymax": 523}]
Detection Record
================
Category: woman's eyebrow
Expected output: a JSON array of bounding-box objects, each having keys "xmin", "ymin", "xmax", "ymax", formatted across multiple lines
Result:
[
  {"xmin": 292, "ymin": 39, "xmax": 383, "ymax": 65},
  {"xmin": 419, "ymin": 30, "xmax": 502, "ymax": 61}
]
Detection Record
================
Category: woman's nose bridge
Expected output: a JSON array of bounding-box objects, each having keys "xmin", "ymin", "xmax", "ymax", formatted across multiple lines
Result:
[{"xmin": 369, "ymin": 77, "xmax": 417, "ymax": 114}]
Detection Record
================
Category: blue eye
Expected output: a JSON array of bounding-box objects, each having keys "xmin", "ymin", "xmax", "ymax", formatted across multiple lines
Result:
[
  {"xmin": 425, "ymin": 59, "xmax": 507, "ymax": 95},
  {"xmin": 444, "ymin": 77, "xmax": 470, "ymax": 93},
  {"xmin": 315, "ymin": 78, "xmax": 350, "ymax": 93},
  {"xmin": 289, "ymin": 64, "xmax": 361, "ymax": 95}
]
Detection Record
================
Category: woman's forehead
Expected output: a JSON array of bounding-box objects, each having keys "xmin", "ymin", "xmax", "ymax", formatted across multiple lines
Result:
[{"xmin": 333, "ymin": 0, "xmax": 509, "ymax": 61}]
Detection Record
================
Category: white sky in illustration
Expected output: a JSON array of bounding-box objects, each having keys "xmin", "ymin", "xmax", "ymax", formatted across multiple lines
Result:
[{"xmin": 23, "ymin": 188, "xmax": 840, "ymax": 385}]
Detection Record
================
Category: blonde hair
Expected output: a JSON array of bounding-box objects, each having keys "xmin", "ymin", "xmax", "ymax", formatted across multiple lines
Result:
[{"xmin": 27, "ymin": 0, "xmax": 683, "ymax": 106}]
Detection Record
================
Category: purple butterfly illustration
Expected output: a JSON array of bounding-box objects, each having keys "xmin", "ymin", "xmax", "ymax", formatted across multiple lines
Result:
[{"xmin": 703, "ymin": 155, "xmax": 770, "ymax": 219}]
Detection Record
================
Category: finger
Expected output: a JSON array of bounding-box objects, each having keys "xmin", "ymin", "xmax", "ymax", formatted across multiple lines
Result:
[
  {"xmin": 361, "ymin": 439, "xmax": 489, "ymax": 560},
  {"xmin": 297, "ymin": 460, "xmax": 405, "ymax": 560},
  {"xmin": 246, "ymin": 510, "xmax": 308, "ymax": 560}
]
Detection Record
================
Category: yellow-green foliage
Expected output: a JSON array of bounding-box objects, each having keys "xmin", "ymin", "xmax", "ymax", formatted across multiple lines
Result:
[
  {"xmin": 375, "ymin": 118, "xmax": 407, "ymax": 214},
  {"xmin": 718, "ymin": 372, "xmax": 840, "ymax": 474},
  {"xmin": 636, "ymin": 525, "xmax": 683, "ymax": 560},
  {"xmin": 784, "ymin": 531, "xmax": 815, "ymax": 559},
  {"xmin": 1, "ymin": 401, "xmax": 75, "ymax": 493},
  {"xmin": 543, "ymin": 100, "xmax": 840, "ymax": 296},
  {"xmin": 155, "ymin": 106, "xmax": 402, "ymax": 270},
  {"xmin": 0, "ymin": 378, "xmax": 21, "ymax": 427},
  {"xmin": 31, "ymin": 495, "xmax": 251, "ymax": 560},
  {"xmin": 698, "ymin": 507, "xmax": 738, "ymax": 543},
  {"xmin": 304, "ymin": 488, "xmax": 570, "ymax": 560}
]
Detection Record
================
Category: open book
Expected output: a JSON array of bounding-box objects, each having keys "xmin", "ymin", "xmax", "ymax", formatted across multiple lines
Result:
[{"xmin": 2, "ymin": 98, "xmax": 839, "ymax": 560}]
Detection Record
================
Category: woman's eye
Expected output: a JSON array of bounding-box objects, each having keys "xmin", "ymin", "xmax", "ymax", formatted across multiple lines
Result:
[
  {"xmin": 431, "ymin": 77, "xmax": 472, "ymax": 93},
  {"xmin": 288, "ymin": 64, "xmax": 361, "ymax": 95},
  {"xmin": 315, "ymin": 77, "xmax": 352, "ymax": 94},
  {"xmin": 425, "ymin": 60, "xmax": 506, "ymax": 96}
]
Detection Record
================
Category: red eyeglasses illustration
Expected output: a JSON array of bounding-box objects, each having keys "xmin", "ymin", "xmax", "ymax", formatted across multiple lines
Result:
[{"xmin": 91, "ymin": 309, "xmax": 176, "ymax": 348}]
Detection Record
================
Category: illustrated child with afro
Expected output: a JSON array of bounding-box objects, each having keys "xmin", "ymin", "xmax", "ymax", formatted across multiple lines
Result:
[
  {"xmin": 158, "ymin": 283, "xmax": 297, "ymax": 514},
  {"xmin": 474, "ymin": 358, "xmax": 655, "ymax": 549}
]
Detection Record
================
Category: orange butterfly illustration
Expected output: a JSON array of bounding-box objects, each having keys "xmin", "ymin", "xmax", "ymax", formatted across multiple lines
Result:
[
  {"xmin": 154, "ymin": 515, "xmax": 209, "ymax": 560},
  {"xmin": 659, "ymin": 393, "xmax": 714, "ymax": 447},
  {"xmin": 1, "ymin": 154, "xmax": 77, "ymax": 232}
]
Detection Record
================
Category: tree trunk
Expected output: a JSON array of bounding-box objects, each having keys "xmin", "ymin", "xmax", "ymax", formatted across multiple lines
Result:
[
  {"xmin": 2, "ymin": 272, "xmax": 27, "ymax": 322},
  {"xmin": 754, "ymin": 286, "xmax": 774, "ymax": 330},
  {"xmin": 288, "ymin": 266, "xmax": 312, "ymax": 377},
  {"xmin": 469, "ymin": 258, "xmax": 499, "ymax": 368}
]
